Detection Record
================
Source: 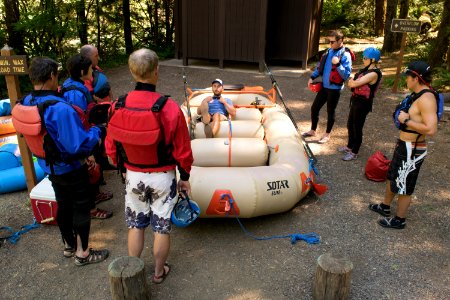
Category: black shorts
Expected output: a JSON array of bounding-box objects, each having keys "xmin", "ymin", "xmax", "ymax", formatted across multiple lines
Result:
[{"xmin": 387, "ymin": 140, "xmax": 427, "ymax": 195}]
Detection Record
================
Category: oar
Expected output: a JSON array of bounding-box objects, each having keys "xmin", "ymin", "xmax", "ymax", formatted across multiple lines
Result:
[
  {"xmin": 183, "ymin": 69, "xmax": 195, "ymax": 140},
  {"xmin": 264, "ymin": 63, "xmax": 317, "ymax": 163}
]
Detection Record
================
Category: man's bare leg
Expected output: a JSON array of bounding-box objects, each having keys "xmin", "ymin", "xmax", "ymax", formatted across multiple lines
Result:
[
  {"xmin": 383, "ymin": 181, "xmax": 396, "ymax": 206},
  {"xmin": 396, "ymin": 195, "xmax": 412, "ymax": 218},
  {"xmin": 211, "ymin": 113, "xmax": 221, "ymax": 136},
  {"xmin": 200, "ymin": 101, "xmax": 211, "ymax": 124},
  {"xmin": 153, "ymin": 233, "xmax": 170, "ymax": 277},
  {"xmin": 128, "ymin": 228, "xmax": 145, "ymax": 257}
]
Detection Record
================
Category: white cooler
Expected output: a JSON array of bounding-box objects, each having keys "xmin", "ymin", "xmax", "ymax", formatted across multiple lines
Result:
[{"xmin": 30, "ymin": 177, "xmax": 58, "ymax": 225}]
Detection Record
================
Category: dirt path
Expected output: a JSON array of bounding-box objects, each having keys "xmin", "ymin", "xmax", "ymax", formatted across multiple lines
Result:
[{"xmin": 0, "ymin": 56, "xmax": 449, "ymax": 299}]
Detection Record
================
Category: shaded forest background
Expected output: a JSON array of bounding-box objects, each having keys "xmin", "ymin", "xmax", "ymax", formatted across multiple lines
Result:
[{"xmin": 0, "ymin": 0, "xmax": 449, "ymax": 98}]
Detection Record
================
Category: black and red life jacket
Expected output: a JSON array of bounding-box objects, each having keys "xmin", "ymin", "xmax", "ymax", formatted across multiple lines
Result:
[
  {"xmin": 107, "ymin": 92, "xmax": 174, "ymax": 170},
  {"xmin": 318, "ymin": 47, "xmax": 355, "ymax": 86},
  {"xmin": 352, "ymin": 68, "xmax": 382, "ymax": 100}
]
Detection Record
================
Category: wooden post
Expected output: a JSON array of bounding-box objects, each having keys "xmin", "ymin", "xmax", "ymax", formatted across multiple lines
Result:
[
  {"xmin": 1, "ymin": 45, "xmax": 37, "ymax": 192},
  {"xmin": 392, "ymin": 32, "xmax": 407, "ymax": 93},
  {"xmin": 108, "ymin": 256, "xmax": 150, "ymax": 300},
  {"xmin": 313, "ymin": 253, "xmax": 353, "ymax": 300}
]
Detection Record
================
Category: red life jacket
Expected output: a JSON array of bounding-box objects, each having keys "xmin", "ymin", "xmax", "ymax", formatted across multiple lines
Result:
[
  {"xmin": 352, "ymin": 68, "xmax": 382, "ymax": 100},
  {"xmin": 12, "ymin": 95, "xmax": 89, "ymax": 159},
  {"xmin": 319, "ymin": 47, "xmax": 355, "ymax": 86},
  {"xmin": 107, "ymin": 92, "xmax": 173, "ymax": 170}
]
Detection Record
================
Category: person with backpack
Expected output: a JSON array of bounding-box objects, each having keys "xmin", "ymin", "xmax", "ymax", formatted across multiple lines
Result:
[
  {"xmin": 62, "ymin": 54, "xmax": 113, "ymax": 220},
  {"xmin": 105, "ymin": 48, "xmax": 193, "ymax": 284},
  {"xmin": 369, "ymin": 61, "xmax": 438, "ymax": 229},
  {"xmin": 13, "ymin": 57, "xmax": 109, "ymax": 265},
  {"xmin": 80, "ymin": 44, "xmax": 112, "ymax": 103},
  {"xmin": 303, "ymin": 29, "xmax": 353, "ymax": 144},
  {"xmin": 338, "ymin": 47, "xmax": 383, "ymax": 161}
]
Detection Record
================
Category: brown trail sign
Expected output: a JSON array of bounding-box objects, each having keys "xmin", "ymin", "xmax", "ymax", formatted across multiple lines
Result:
[
  {"xmin": 391, "ymin": 19, "xmax": 421, "ymax": 93},
  {"xmin": 1, "ymin": 45, "xmax": 37, "ymax": 192}
]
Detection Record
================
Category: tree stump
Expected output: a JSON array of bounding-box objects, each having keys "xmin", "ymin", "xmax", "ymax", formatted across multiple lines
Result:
[
  {"xmin": 108, "ymin": 256, "xmax": 150, "ymax": 300},
  {"xmin": 312, "ymin": 253, "xmax": 353, "ymax": 300}
]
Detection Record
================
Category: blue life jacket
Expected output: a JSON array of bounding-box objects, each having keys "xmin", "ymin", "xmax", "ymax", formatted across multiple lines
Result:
[
  {"xmin": 61, "ymin": 78, "xmax": 93, "ymax": 112},
  {"xmin": 393, "ymin": 89, "xmax": 444, "ymax": 133}
]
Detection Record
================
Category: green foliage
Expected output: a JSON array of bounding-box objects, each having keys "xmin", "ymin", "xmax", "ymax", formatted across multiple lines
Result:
[
  {"xmin": 433, "ymin": 67, "xmax": 450, "ymax": 91},
  {"xmin": 322, "ymin": 0, "xmax": 375, "ymax": 36},
  {"xmin": 382, "ymin": 76, "xmax": 407, "ymax": 90}
]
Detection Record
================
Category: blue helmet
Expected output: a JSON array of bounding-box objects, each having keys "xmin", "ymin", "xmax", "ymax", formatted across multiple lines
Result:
[
  {"xmin": 171, "ymin": 193, "xmax": 200, "ymax": 228},
  {"xmin": 363, "ymin": 47, "xmax": 381, "ymax": 62}
]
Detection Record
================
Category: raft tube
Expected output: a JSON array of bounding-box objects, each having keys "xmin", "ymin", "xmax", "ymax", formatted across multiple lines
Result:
[{"xmin": 0, "ymin": 143, "xmax": 46, "ymax": 194}]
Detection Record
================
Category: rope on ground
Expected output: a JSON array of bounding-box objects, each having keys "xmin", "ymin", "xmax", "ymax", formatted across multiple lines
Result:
[
  {"xmin": 1, "ymin": 219, "xmax": 41, "ymax": 245},
  {"xmin": 221, "ymin": 194, "xmax": 320, "ymax": 245}
]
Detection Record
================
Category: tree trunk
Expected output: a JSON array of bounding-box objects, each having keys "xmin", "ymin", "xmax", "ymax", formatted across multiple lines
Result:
[
  {"xmin": 3, "ymin": 0, "xmax": 25, "ymax": 54},
  {"xmin": 123, "ymin": 0, "xmax": 133, "ymax": 54},
  {"xmin": 428, "ymin": 0, "xmax": 450, "ymax": 69},
  {"xmin": 76, "ymin": 0, "xmax": 88, "ymax": 45},
  {"xmin": 375, "ymin": 0, "xmax": 386, "ymax": 36},
  {"xmin": 154, "ymin": 0, "xmax": 160, "ymax": 45},
  {"xmin": 164, "ymin": 0, "xmax": 173, "ymax": 47},
  {"xmin": 394, "ymin": 0, "xmax": 409, "ymax": 49},
  {"xmin": 382, "ymin": 0, "xmax": 399, "ymax": 53},
  {"xmin": 96, "ymin": 0, "xmax": 101, "ymax": 54},
  {"xmin": 108, "ymin": 256, "xmax": 150, "ymax": 300}
]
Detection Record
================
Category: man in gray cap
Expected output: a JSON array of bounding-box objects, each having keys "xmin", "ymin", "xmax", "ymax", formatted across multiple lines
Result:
[
  {"xmin": 369, "ymin": 61, "xmax": 438, "ymax": 229},
  {"xmin": 197, "ymin": 79, "xmax": 236, "ymax": 137}
]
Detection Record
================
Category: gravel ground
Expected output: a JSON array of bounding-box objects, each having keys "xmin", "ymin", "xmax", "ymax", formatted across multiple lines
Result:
[{"xmin": 0, "ymin": 56, "xmax": 449, "ymax": 299}]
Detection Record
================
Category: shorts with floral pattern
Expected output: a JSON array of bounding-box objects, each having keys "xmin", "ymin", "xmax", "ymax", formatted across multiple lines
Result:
[{"xmin": 124, "ymin": 169, "xmax": 178, "ymax": 234}]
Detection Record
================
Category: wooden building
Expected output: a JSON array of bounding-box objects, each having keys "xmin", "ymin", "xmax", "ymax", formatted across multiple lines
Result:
[{"xmin": 174, "ymin": 0, "xmax": 323, "ymax": 71}]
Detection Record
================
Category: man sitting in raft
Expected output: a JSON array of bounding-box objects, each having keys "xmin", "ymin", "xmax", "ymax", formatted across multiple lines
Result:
[{"xmin": 197, "ymin": 79, "xmax": 236, "ymax": 138}]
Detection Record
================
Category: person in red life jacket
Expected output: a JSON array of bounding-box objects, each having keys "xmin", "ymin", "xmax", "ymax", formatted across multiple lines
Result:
[
  {"xmin": 196, "ymin": 79, "xmax": 236, "ymax": 138},
  {"xmin": 339, "ymin": 47, "xmax": 383, "ymax": 161},
  {"xmin": 303, "ymin": 30, "xmax": 353, "ymax": 144},
  {"xmin": 80, "ymin": 44, "xmax": 113, "ymax": 103},
  {"xmin": 105, "ymin": 48, "xmax": 193, "ymax": 284},
  {"xmin": 62, "ymin": 54, "xmax": 113, "ymax": 220},
  {"xmin": 369, "ymin": 61, "xmax": 438, "ymax": 229},
  {"xmin": 19, "ymin": 57, "xmax": 109, "ymax": 265}
]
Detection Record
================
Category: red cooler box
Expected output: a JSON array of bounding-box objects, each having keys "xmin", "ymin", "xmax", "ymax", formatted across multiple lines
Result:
[{"xmin": 30, "ymin": 177, "xmax": 58, "ymax": 225}]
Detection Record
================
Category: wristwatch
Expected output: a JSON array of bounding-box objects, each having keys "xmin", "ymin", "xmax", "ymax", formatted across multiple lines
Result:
[{"xmin": 404, "ymin": 118, "xmax": 410, "ymax": 125}]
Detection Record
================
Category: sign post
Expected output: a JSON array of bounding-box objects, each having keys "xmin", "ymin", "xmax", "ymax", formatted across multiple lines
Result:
[
  {"xmin": 1, "ymin": 45, "xmax": 37, "ymax": 192},
  {"xmin": 390, "ymin": 19, "xmax": 421, "ymax": 93}
]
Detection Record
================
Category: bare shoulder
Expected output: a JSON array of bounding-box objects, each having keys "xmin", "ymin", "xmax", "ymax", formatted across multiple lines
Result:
[{"xmin": 415, "ymin": 91, "xmax": 437, "ymax": 112}]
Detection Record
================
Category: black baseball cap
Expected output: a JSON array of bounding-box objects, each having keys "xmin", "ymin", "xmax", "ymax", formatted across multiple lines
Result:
[
  {"xmin": 212, "ymin": 78, "xmax": 223, "ymax": 86},
  {"xmin": 401, "ymin": 61, "xmax": 431, "ymax": 79}
]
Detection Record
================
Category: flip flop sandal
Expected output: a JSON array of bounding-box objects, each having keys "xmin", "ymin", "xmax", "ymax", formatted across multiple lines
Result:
[
  {"xmin": 63, "ymin": 247, "xmax": 76, "ymax": 258},
  {"xmin": 90, "ymin": 208, "xmax": 113, "ymax": 219},
  {"xmin": 74, "ymin": 248, "xmax": 109, "ymax": 266},
  {"xmin": 301, "ymin": 131, "xmax": 316, "ymax": 138},
  {"xmin": 95, "ymin": 191, "xmax": 113, "ymax": 204},
  {"xmin": 152, "ymin": 263, "xmax": 171, "ymax": 284}
]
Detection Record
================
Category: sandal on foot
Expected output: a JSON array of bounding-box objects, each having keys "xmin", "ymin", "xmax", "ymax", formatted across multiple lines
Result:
[
  {"xmin": 90, "ymin": 208, "xmax": 113, "ymax": 219},
  {"xmin": 152, "ymin": 263, "xmax": 171, "ymax": 284},
  {"xmin": 74, "ymin": 248, "xmax": 109, "ymax": 266},
  {"xmin": 318, "ymin": 135, "xmax": 330, "ymax": 144},
  {"xmin": 301, "ymin": 131, "xmax": 316, "ymax": 138},
  {"xmin": 95, "ymin": 191, "xmax": 113, "ymax": 204},
  {"xmin": 63, "ymin": 247, "xmax": 76, "ymax": 258}
]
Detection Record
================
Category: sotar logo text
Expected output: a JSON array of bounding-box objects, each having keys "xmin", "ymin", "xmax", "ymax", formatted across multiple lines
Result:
[{"xmin": 267, "ymin": 180, "xmax": 290, "ymax": 196}]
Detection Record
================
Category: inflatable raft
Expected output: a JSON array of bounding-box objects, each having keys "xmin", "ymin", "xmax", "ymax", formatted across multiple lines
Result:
[
  {"xmin": 181, "ymin": 86, "xmax": 317, "ymax": 218},
  {"xmin": 0, "ymin": 143, "xmax": 46, "ymax": 194}
]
